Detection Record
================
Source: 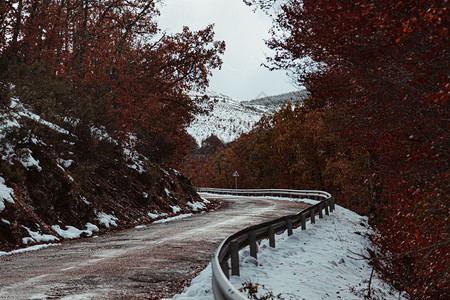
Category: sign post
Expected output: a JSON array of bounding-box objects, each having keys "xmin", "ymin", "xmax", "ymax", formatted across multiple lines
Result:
[{"xmin": 232, "ymin": 170, "xmax": 240, "ymax": 189}]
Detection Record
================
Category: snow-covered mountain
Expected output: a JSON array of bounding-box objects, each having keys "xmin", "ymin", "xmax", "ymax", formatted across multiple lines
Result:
[
  {"xmin": 187, "ymin": 91, "xmax": 268, "ymax": 146},
  {"xmin": 187, "ymin": 90, "xmax": 309, "ymax": 147},
  {"xmin": 242, "ymin": 90, "xmax": 309, "ymax": 110}
]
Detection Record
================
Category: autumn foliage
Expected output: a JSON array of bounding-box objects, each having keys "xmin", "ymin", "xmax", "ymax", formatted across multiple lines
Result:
[
  {"xmin": 188, "ymin": 0, "xmax": 449, "ymax": 298},
  {"xmin": 0, "ymin": 0, "xmax": 225, "ymax": 165}
]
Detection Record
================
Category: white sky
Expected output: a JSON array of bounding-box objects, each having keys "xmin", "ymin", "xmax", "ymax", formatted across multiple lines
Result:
[{"xmin": 157, "ymin": 0, "xmax": 299, "ymax": 101}]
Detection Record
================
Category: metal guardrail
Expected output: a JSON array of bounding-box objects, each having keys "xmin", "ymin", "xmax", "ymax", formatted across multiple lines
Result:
[{"xmin": 197, "ymin": 188, "xmax": 335, "ymax": 300}]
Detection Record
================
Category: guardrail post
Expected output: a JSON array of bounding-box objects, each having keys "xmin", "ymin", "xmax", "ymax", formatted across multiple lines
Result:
[
  {"xmin": 286, "ymin": 219, "xmax": 293, "ymax": 236},
  {"xmin": 230, "ymin": 242, "xmax": 240, "ymax": 276},
  {"xmin": 310, "ymin": 207, "xmax": 316, "ymax": 224},
  {"xmin": 301, "ymin": 214, "xmax": 306, "ymax": 230},
  {"xmin": 269, "ymin": 226, "xmax": 275, "ymax": 247},
  {"xmin": 220, "ymin": 261, "xmax": 230, "ymax": 279},
  {"xmin": 318, "ymin": 203, "xmax": 323, "ymax": 219},
  {"xmin": 325, "ymin": 201, "xmax": 329, "ymax": 215},
  {"xmin": 249, "ymin": 232, "xmax": 257, "ymax": 259}
]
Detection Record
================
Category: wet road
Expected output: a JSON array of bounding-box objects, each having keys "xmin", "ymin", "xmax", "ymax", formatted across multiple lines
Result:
[{"xmin": 0, "ymin": 194, "xmax": 309, "ymax": 299}]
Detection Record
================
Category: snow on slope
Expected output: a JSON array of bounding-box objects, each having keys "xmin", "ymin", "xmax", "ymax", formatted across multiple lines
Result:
[
  {"xmin": 187, "ymin": 91, "xmax": 268, "ymax": 146},
  {"xmin": 0, "ymin": 93, "xmax": 212, "ymax": 252},
  {"xmin": 0, "ymin": 176, "xmax": 15, "ymax": 214},
  {"xmin": 167, "ymin": 196, "xmax": 405, "ymax": 300}
]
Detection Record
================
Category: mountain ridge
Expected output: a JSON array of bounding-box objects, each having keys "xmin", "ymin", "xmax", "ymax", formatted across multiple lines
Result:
[{"xmin": 187, "ymin": 89, "xmax": 308, "ymax": 147}]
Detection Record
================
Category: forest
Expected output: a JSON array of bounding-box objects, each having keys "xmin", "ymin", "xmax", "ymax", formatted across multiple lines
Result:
[
  {"xmin": 0, "ymin": 0, "xmax": 225, "ymax": 166},
  {"xmin": 187, "ymin": 0, "xmax": 449, "ymax": 298}
]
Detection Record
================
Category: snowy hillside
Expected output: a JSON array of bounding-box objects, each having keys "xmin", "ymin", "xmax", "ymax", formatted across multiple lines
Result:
[
  {"xmin": 187, "ymin": 91, "xmax": 268, "ymax": 146},
  {"xmin": 0, "ymin": 94, "xmax": 211, "ymax": 252},
  {"xmin": 242, "ymin": 90, "xmax": 309, "ymax": 110},
  {"xmin": 188, "ymin": 90, "xmax": 309, "ymax": 147}
]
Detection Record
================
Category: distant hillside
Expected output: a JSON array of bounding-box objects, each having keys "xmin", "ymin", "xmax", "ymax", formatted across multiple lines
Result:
[
  {"xmin": 188, "ymin": 90, "xmax": 308, "ymax": 147},
  {"xmin": 242, "ymin": 90, "xmax": 309, "ymax": 110},
  {"xmin": 187, "ymin": 91, "xmax": 268, "ymax": 146}
]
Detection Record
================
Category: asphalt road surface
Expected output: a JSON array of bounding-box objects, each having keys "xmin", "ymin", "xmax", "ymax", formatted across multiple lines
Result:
[{"xmin": 0, "ymin": 194, "xmax": 310, "ymax": 299}]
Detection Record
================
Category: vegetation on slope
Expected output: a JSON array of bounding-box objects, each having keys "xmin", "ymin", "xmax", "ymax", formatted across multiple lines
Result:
[
  {"xmin": 192, "ymin": 0, "xmax": 449, "ymax": 298},
  {"xmin": 0, "ymin": 0, "xmax": 224, "ymax": 251}
]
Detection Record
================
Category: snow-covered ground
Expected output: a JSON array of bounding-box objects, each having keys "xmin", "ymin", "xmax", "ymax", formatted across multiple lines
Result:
[
  {"xmin": 168, "ymin": 196, "xmax": 405, "ymax": 300},
  {"xmin": 0, "ymin": 176, "xmax": 15, "ymax": 214},
  {"xmin": 188, "ymin": 91, "xmax": 268, "ymax": 146},
  {"xmin": 0, "ymin": 243, "xmax": 61, "ymax": 257}
]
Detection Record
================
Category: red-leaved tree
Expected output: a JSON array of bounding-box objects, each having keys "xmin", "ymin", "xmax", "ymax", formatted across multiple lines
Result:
[
  {"xmin": 245, "ymin": 0, "xmax": 449, "ymax": 298},
  {"xmin": 1, "ymin": 0, "xmax": 225, "ymax": 165}
]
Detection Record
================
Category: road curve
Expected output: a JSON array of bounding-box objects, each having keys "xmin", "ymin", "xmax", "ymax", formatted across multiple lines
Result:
[{"xmin": 0, "ymin": 194, "xmax": 309, "ymax": 299}]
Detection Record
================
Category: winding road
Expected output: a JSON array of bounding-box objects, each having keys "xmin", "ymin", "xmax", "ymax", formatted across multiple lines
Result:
[{"xmin": 0, "ymin": 194, "xmax": 309, "ymax": 299}]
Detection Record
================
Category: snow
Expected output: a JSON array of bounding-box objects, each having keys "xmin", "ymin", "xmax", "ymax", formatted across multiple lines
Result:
[
  {"xmin": 122, "ymin": 134, "xmax": 146, "ymax": 174},
  {"xmin": 0, "ymin": 118, "xmax": 20, "ymax": 133},
  {"xmin": 168, "ymin": 264, "xmax": 214, "ymax": 300},
  {"xmin": 1, "ymin": 96, "xmax": 69, "ymax": 172},
  {"xmin": 201, "ymin": 197, "xmax": 210, "ymax": 204},
  {"xmin": 187, "ymin": 91, "xmax": 267, "ymax": 146},
  {"xmin": 81, "ymin": 196, "xmax": 91, "ymax": 205},
  {"xmin": 148, "ymin": 212, "xmax": 159, "ymax": 219},
  {"xmin": 20, "ymin": 148, "xmax": 42, "ymax": 171},
  {"xmin": 21, "ymin": 226, "xmax": 60, "ymax": 243},
  {"xmin": 186, "ymin": 201, "xmax": 206, "ymax": 211},
  {"xmin": 143, "ymin": 201, "xmax": 208, "ymax": 226},
  {"xmin": 96, "ymin": 211, "xmax": 118, "ymax": 228},
  {"xmin": 22, "ymin": 237, "xmax": 35, "ymax": 245},
  {"xmin": 57, "ymin": 158, "xmax": 73, "ymax": 169},
  {"xmin": 85, "ymin": 222, "xmax": 100, "ymax": 233},
  {"xmin": 90, "ymin": 125, "xmax": 117, "ymax": 144},
  {"xmin": 153, "ymin": 213, "xmax": 193, "ymax": 224},
  {"xmin": 168, "ymin": 197, "xmax": 404, "ymax": 300},
  {"xmin": 0, "ymin": 243, "xmax": 60, "ymax": 257},
  {"xmin": 1, "ymin": 143, "xmax": 16, "ymax": 164},
  {"xmin": 10, "ymin": 98, "xmax": 70, "ymax": 135},
  {"xmin": 123, "ymin": 146, "xmax": 145, "ymax": 174},
  {"xmin": 171, "ymin": 205, "xmax": 182, "ymax": 214},
  {"xmin": 0, "ymin": 176, "xmax": 15, "ymax": 213},
  {"xmin": 51, "ymin": 223, "xmax": 99, "ymax": 239}
]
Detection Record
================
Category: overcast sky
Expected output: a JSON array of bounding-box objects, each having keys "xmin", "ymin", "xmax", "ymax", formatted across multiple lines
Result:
[{"xmin": 157, "ymin": 0, "xmax": 299, "ymax": 101}]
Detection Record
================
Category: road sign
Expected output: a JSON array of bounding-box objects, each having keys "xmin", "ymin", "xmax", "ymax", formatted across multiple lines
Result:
[{"xmin": 233, "ymin": 171, "xmax": 239, "ymax": 189}]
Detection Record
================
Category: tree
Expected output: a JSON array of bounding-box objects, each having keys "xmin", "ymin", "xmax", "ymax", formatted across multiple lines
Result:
[
  {"xmin": 1, "ymin": 0, "xmax": 225, "ymax": 165},
  {"xmin": 245, "ymin": 0, "xmax": 449, "ymax": 298}
]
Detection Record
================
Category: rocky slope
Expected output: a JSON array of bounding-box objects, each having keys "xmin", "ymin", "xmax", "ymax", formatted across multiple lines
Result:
[{"xmin": 0, "ymin": 95, "xmax": 213, "ymax": 252}]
